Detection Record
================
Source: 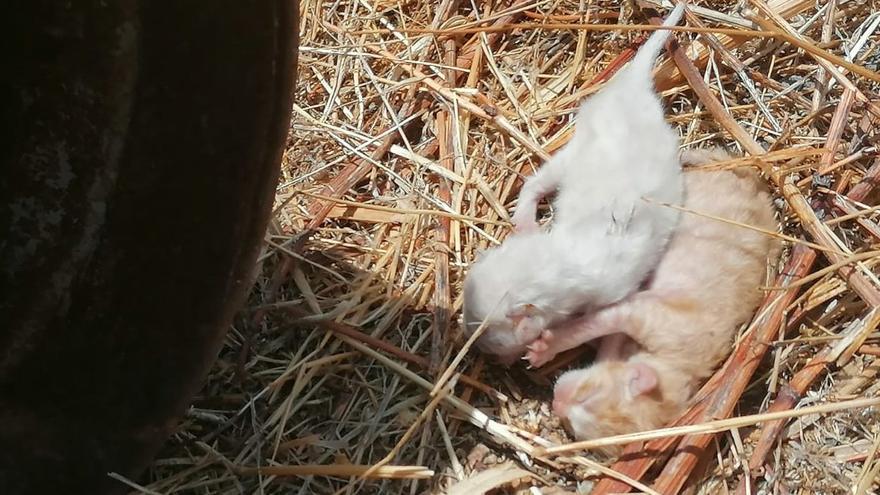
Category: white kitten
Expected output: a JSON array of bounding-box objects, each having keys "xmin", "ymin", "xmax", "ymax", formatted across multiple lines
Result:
[{"xmin": 462, "ymin": 2, "xmax": 687, "ymax": 363}]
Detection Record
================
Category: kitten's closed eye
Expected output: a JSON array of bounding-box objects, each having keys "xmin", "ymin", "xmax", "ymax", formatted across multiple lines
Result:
[{"xmin": 574, "ymin": 385, "xmax": 600, "ymax": 405}]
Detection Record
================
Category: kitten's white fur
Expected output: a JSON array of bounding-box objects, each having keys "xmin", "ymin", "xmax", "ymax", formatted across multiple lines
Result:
[{"xmin": 462, "ymin": 2, "xmax": 687, "ymax": 362}]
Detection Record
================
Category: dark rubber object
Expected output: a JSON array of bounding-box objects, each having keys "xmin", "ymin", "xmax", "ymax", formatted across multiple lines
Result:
[{"xmin": 0, "ymin": 1, "xmax": 299, "ymax": 493}]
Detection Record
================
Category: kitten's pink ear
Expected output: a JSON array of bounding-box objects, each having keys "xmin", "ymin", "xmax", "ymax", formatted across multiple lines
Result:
[{"xmin": 627, "ymin": 362, "xmax": 659, "ymax": 397}]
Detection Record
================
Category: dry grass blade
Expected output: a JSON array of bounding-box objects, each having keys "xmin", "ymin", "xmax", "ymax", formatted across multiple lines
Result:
[
  {"xmin": 818, "ymin": 88, "xmax": 855, "ymax": 173},
  {"xmin": 540, "ymin": 396, "xmax": 880, "ymax": 455},
  {"xmin": 765, "ymin": 251, "xmax": 880, "ymax": 290},
  {"xmin": 651, "ymin": 199, "xmax": 838, "ymax": 254},
  {"xmin": 747, "ymin": 0, "xmax": 880, "ymax": 83},
  {"xmin": 285, "ymin": 308, "xmax": 502, "ymax": 398},
  {"xmin": 237, "ymin": 464, "xmax": 435, "ymax": 479},
  {"xmin": 252, "ymin": 95, "xmax": 432, "ymax": 334},
  {"xmin": 352, "ymin": 23, "xmax": 769, "ymax": 38},
  {"xmin": 443, "ymin": 462, "xmax": 532, "ymax": 495},
  {"xmin": 298, "ymin": 191, "xmax": 508, "ymax": 225}
]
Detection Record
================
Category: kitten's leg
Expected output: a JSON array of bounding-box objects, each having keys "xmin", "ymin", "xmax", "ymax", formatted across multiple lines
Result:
[
  {"xmin": 596, "ymin": 333, "xmax": 628, "ymax": 361},
  {"xmin": 525, "ymin": 313, "xmax": 621, "ymax": 367},
  {"xmin": 511, "ymin": 159, "xmax": 564, "ymax": 232}
]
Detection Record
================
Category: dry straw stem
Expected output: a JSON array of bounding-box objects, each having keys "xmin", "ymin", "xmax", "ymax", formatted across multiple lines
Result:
[
  {"xmin": 430, "ymin": 297, "xmax": 505, "ymax": 398},
  {"xmin": 299, "ymin": 191, "xmax": 509, "ymax": 226},
  {"xmin": 746, "ymin": 0, "xmax": 880, "ymax": 117},
  {"xmin": 840, "ymin": 158, "xmax": 880, "ymax": 204},
  {"xmin": 351, "ymin": 23, "xmax": 770, "ymax": 38},
  {"xmin": 766, "ymin": 250, "xmax": 880, "ymax": 290},
  {"xmin": 854, "ymin": 433, "xmax": 880, "ymax": 495},
  {"xmin": 443, "ymin": 462, "xmax": 532, "ymax": 495},
  {"xmin": 429, "ymin": 1, "xmax": 462, "ymax": 377},
  {"xmin": 818, "ymin": 88, "xmax": 856, "ymax": 173},
  {"xmin": 253, "ymin": 95, "xmax": 432, "ymax": 330},
  {"xmin": 357, "ymin": 377, "xmax": 456, "ymax": 484},
  {"xmin": 685, "ymin": 146, "xmax": 821, "ymax": 171},
  {"xmin": 831, "ymin": 158, "xmax": 880, "ymax": 241},
  {"xmin": 683, "ymin": 8, "xmax": 781, "ymax": 130},
  {"xmin": 236, "ymin": 464, "xmax": 434, "ymax": 480},
  {"xmin": 321, "ymin": 20, "xmax": 551, "ymax": 161},
  {"xmin": 539, "ymin": 396, "xmax": 880, "ymax": 455},
  {"xmin": 335, "ymin": 335, "xmax": 535, "ymax": 452},
  {"xmin": 649, "ymin": 198, "xmax": 840, "ymax": 254},
  {"xmin": 665, "ymin": 26, "xmax": 764, "ymax": 155},
  {"xmin": 825, "ymin": 204, "xmax": 880, "ymax": 226},
  {"xmin": 455, "ymin": 0, "xmax": 532, "ymax": 69},
  {"xmin": 350, "ymin": 19, "xmax": 880, "ymax": 86}
]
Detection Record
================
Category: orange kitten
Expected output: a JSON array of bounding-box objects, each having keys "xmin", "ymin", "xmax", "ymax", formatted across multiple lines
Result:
[{"xmin": 548, "ymin": 149, "xmax": 780, "ymax": 443}]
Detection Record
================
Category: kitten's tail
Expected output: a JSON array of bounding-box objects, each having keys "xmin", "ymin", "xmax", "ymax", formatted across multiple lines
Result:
[{"xmin": 624, "ymin": 2, "xmax": 686, "ymax": 79}]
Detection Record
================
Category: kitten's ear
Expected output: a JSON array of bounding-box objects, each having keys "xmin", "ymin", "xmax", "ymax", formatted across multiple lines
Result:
[{"xmin": 627, "ymin": 362, "xmax": 659, "ymax": 397}]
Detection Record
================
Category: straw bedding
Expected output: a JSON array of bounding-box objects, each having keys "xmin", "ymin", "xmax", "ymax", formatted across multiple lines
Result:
[{"xmin": 136, "ymin": 0, "xmax": 880, "ymax": 493}]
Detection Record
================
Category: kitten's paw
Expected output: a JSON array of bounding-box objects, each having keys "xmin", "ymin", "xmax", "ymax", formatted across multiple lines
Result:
[
  {"xmin": 525, "ymin": 331, "xmax": 556, "ymax": 368},
  {"xmin": 525, "ymin": 348, "xmax": 555, "ymax": 368},
  {"xmin": 526, "ymin": 339, "xmax": 548, "ymax": 353}
]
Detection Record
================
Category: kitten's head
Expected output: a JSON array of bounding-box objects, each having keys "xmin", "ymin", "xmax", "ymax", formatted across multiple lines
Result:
[
  {"xmin": 462, "ymin": 232, "xmax": 558, "ymax": 363},
  {"xmin": 552, "ymin": 357, "xmax": 666, "ymax": 455}
]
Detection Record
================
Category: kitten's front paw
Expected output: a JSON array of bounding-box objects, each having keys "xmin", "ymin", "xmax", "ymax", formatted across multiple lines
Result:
[{"xmin": 525, "ymin": 330, "xmax": 556, "ymax": 368}]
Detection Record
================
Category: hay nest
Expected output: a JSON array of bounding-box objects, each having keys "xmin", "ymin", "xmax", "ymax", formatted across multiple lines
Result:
[{"xmin": 137, "ymin": 0, "xmax": 880, "ymax": 493}]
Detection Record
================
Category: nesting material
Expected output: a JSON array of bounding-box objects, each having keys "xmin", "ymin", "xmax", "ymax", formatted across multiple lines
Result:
[{"xmin": 141, "ymin": 0, "xmax": 880, "ymax": 493}]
